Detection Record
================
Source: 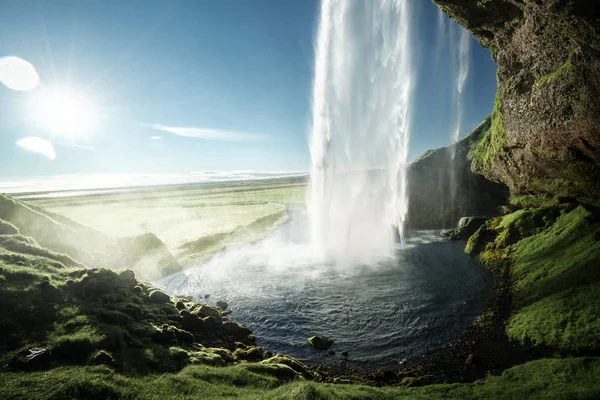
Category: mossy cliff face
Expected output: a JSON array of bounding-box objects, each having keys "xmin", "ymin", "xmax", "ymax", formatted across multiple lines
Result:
[
  {"xmin": 433, "ymin": 0, "xmax": 600, "ymax": 197},
  {"xmin": 407, "ymin": 117, "xmax": 509, "ymax": 228}
]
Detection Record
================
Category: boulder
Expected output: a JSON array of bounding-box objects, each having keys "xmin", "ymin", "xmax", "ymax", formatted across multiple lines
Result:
[
  {"xmin": 234, "ymin": 346, "xmax": 264, "ymax": 362},
  {"xmin": 307, "ymin": 335, "xmax": 334, "ymax": 350},
  {"xmin": 222, "ymin": 321, "xmax": 251, "ymax": 341},
  {"xmin": 194, "ymin": 305, "xmax": 220, "ymax": 319},
  {"xmin": 149, "ymin": 290, "xmax": 171, "ymax": 304},
  {"xmin": 9, "ymin": 347, "xmax": 52, "ymax": 371},
  {"xmin": 205, "ymin": 347, "xmax": 235, "ymax": 363},
  {"xmin": 446, "ymin": 216, "xmax": 489, "ymax": 241},
  {"xmin": 216, "ymin": 300, "xmax": 228, "ymax": 310},
  {"xmin": 261, "ymin": 355, "xmax": 312, "ymax": 378},
  {"xmin": 202, "ymin": 316, "xmax": 222, "ymax": 332},
  {"xmin": 190, "ymin": 351, "xmax": 225, "ymax": 366}
]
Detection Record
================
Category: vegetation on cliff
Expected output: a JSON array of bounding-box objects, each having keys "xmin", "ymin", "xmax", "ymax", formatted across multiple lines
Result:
[
  {"xmin": 466, "ymin": 197, "xmax": 600, "ymax": 355},
  {"xmin": 433, "ymin": 0, "xmax": 600, "ymax": 198}
]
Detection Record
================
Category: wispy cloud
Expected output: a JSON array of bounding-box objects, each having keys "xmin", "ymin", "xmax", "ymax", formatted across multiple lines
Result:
[
  {"xmin": 149, "ymin": 124, "xmax": 266, "ymax": 142},
  {"xmin": 149, "ymin": 136, "xmax": 162, "ymax": 140}
]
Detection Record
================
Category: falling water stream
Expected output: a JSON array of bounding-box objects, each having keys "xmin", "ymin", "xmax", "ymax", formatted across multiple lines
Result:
[
  {"xmin": 159, "ymin": 1, "xmax": 491, "ymax": 368},
  {"xmin": 309, "ymin": 0, "xmax": 412, "ymax": 266}
]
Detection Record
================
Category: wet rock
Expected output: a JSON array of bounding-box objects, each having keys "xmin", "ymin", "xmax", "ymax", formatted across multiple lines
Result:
[
  {"xmin": 206, "ymin": 347, "xmax": 235, "ymax": 363},
  {"xmin": 149, "ymin": 289, "xmax": 170, "ymax": 304},
  {"xmin": 234, "ymin": 346, "xmax": 264, "ymax": 362},
  {"xmin": 216, "ymin": 300, "xmax": 228, "ymax": 310},
  {"xmin": 9, "ymin": 347, "xmax": 52, "ymax": 371},
  {"xmin": 262, "ymin": 355, "xmax": 313, "ymax": 378},
  {"xmin": 194, "ymin": 305, "xmax": 220, "ymax": 319},
  {"xmin": 202, "ymin": 316, "xmax": 222, "ymax": 332},
  {"xmin": 222, "ymin": 321, "xmax": 251, "ymax": 341},
  {"xmin": 180, "ymin": 311, "xmax": 203, "ymax": 333},
  {"xmin": 447, "ymin": 217, "xmax": 489, "ymax": 241},
  {"xmin": 190, "ymin": 351, "xmax": 225, "ymax": 366},
  {"xmin": 328, "ymin": 350, "xmax": 336, "ymax": 356},
  {"xmin": 308, "ymin": 335, "xmax": 334, "ymax": 350},
  {"xmin": 175, "ymin": 301, "xmax": 186, "ymax": 310},
  {"xmin": 341, "ymin": 351, "xmax": 349, "ymax": 357}
]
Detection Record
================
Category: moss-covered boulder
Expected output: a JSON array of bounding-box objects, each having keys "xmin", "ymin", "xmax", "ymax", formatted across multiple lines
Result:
[{"xmin": 307, "ymin": 335, "xmax": 333, "ymax": 350}]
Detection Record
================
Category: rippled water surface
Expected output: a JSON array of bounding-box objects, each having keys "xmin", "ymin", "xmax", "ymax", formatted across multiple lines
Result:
[{"xmin": 159, "ymin": 209, "xmax": 492, "ymax": 367}]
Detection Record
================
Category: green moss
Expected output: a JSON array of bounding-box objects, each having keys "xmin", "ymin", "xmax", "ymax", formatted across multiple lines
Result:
[
  {"xmin": 1, "ymin": 357, "xmax": 600, "ymax": 399},
  {"xmin": 534, "ymin": 60, "xmax": 573, "ymax": 87},
  {"xmin": 469, "ymin": 93, "xmax": 506, "ymax": 176},
  {"xmin": 467, "ymin": 199, "xmax": 600, "ymax": 354},
  {"xmin": 507, "ymin": 283, "xmax": 600, "ymax": 352}
]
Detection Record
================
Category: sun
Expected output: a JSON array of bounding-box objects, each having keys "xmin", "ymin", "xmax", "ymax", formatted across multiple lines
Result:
[{"xmin": 30, "ymin": 89, "xmax": 97, "ymax": 136}]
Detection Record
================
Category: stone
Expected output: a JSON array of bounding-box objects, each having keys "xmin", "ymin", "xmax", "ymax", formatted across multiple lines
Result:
[
  {"xmin": 328, "ymin": 350, "xmax": 336, "ymax": 356},
  {"xmin": 341, "ymin": 351, "xmax": 349, "ymax": 357},
  {"xmin": 149, "ymin": 290, "xmax": 170, "ymax": 304},
  {"xmin": 216, "ymin": 300, "xmax": 228, "ymax": 310},
  {"xmin": 190, "ymin": 351, "xmax": 225, "ymax": 367},
  {"xmin": 118, "ymin": 269, "xmax": 136, "ymax": 288},
  {"xmin": 447, "ymin": 216, "xmax": 489, "ymax": 241},
  {"xmin": 205, "ymin": 347, "xmax": 235, "ymax": 363},
  {"xmin": 194, "ymin": 305, "xmax": 220, "ymax": 319},
  {"xmin": 202, "ymin": 316, "xmax": 222, "ymax": 332},
  {"xmin": 307, "ymin": 335, "xmax": 334, "ymax": 350},
  {"xmin": 433, "ymin": 0, "xmax": 600, "ymax": 198},
  {"xmin": 234, "ymin": 346, "xmax": 264, "ymax": 362},
  {"xmin": 261, "ymin": 355, "xmax": 313, "ymax": 378},
  {"xmin": 222, "ymin": 321, "xmax": 251, "ymax": 341},
  {"xmin": 407, "ymin": 120, "xmax": 508, "ymax": 229},
  {"xmin": 175, "ymin": 301, "xmax": 186, "ymax": 310},
  {"xmin": 9, "ymin": 347, "xmax": 52, "ymax": 371}
]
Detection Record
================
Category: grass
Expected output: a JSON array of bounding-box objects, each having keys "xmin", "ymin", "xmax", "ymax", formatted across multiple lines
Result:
[
  {"xmin": 1, "ymin": 357, "xmax": 600, "ymax": 399},
  {"xmin": 27, "ymin": 178, "xmax": 306, "ymax": 269},
  {"xmin": 466, "ymin": 199, "xmax": 600, "ymax": 354},
  {"xmin": 468, "ymin": 93, "xmax": 506, "ymax": 176}
]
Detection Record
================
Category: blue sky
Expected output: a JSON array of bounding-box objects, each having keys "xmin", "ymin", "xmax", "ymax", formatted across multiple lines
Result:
[{"xmin": 0, "ymin": 0, "xmax": 497, "ymax": 178}]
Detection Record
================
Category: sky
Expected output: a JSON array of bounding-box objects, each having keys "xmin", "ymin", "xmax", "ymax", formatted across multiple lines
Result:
[{"xmin": 0, "ymin": 0, "xmax": 497, "ymax": 179}]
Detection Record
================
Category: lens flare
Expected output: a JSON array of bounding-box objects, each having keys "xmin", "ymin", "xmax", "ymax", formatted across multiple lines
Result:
[
  {"xmin": 16, "ymin": 137, "xmax": 56, "ymax": 160},
  {"xmin": 0, "ymin": 56, "xmax": 40, "ymax": 91}
]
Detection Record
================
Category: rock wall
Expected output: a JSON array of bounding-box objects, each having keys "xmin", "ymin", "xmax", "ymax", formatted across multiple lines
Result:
[
  {"xmin": 433, "ymin": 0, "xmax": 600, "ymax": 198},
  {"xmin": 407, "ymin": 117, "xmax": 509, "ymax": 229}
]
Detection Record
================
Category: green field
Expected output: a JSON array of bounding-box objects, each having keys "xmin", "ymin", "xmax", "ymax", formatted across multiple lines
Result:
[{"xmin": 28, "ymin": 178, "xmax": 307, "ymax": 268}]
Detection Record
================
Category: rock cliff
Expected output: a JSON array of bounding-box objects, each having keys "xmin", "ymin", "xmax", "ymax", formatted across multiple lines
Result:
[
  {"xmin": 407, "ymin": 117, "xmax": 509, "ymax": 229},
  {"xmin": 433, "ymin": 0, "xmax": 600, "ymax": 197}
]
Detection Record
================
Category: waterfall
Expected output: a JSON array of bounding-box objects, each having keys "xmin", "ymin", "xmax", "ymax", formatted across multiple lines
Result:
[
  {"xmin": 448, "ymin": 15, "xmax": 471, "ymax": 214},
  {"xmin": 308, "ymin": 0, "xmax": 413, "ymax": 266}
]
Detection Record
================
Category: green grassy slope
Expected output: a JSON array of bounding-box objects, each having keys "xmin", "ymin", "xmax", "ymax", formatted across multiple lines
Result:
[
  {"xmin": 466, "ymin": 199, "xmax": 600, "ymax": 353},
  {"xmin": 2, "ymin": 194, "xmax": 600, "ymax": 398}
]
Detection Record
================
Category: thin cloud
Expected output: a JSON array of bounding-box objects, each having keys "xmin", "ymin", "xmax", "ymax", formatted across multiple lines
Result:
[
  {"xmin": 149, "ymin": 136, "xmax": 162, "ymax": 140},
  {"xmin": 149, "ymin": 124, "xmax": 267, "ymax": 142}
]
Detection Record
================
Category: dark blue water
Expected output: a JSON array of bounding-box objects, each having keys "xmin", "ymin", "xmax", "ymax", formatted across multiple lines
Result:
[{"xmin": 159, "ymin": 209, "xmax": 492, "ymax": 368}]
